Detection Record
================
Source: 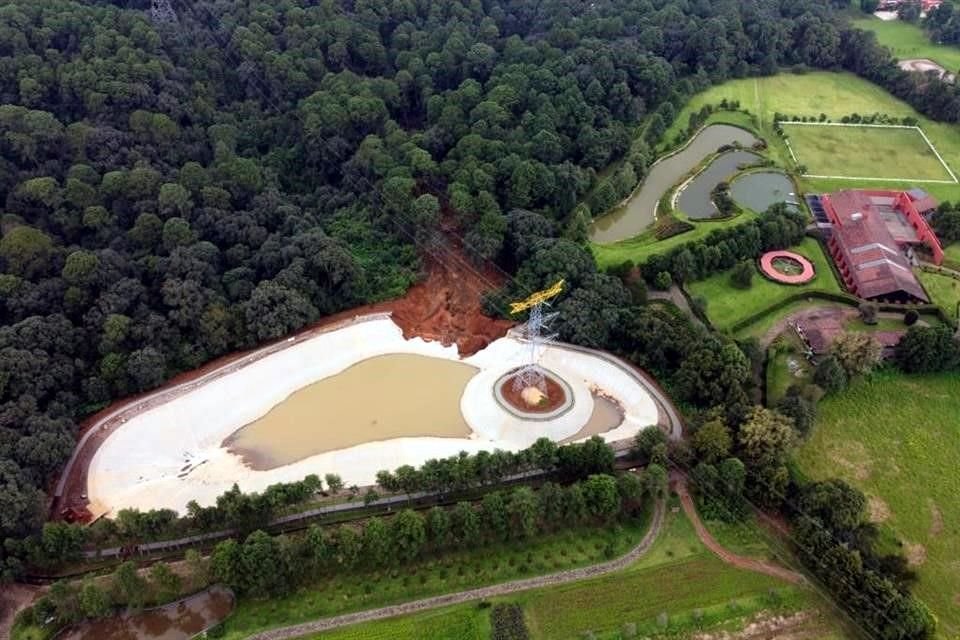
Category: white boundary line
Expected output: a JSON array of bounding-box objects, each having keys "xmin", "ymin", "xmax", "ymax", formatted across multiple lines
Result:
[
  {"xmin": 779, "ymin": 121, "xmax": 959, "ymax": 184},
  {"xmin": 801, "ymin": 173, "xmax": 957, "ymax": 184}
]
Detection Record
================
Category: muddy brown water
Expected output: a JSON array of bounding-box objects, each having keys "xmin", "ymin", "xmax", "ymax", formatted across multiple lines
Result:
[
  {"xmin": 58, "ymin": 586, "xmax": 233, "ymax": 640},
  {"xmin": 560, "ymin": 394, "xmax": 624, "ymax": 443},
  {"xmin": 224, "ymin": 354, "xmax": 478, "ymax": 469}
]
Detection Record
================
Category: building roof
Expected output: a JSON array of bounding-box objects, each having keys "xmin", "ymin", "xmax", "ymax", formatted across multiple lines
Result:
[{"xmin": 823, "ymin": 190, "xmax": 930, "ymax": 302}]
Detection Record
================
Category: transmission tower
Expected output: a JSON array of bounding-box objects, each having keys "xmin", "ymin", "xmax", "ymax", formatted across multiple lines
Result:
[
  {"xmin": 509, "ymin": 280, "xmax": 564, "ymax": 393},
  {"xmin": 150, "ymin": 0, "xmax": 177, "ymax": 24}
]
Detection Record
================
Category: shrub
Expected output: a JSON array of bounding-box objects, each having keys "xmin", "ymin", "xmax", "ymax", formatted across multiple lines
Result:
[
  {"xmin": 904, "ymin": 309, "xmax": 919, "ymax": 326},
  {"xmin": 858, "ymin": 301, "xmax": 878, "ymax": 325},
  {"xmin": 729, "ymin": 260, "xmax": 754, "ymax": 289},
  {"xmin": 814, "ymin": 356, "xmax": 847, "ymax": 394},
  {"xmin": 490, "ymin": 603, "xmax": 530, "ymax": 640},
  {"xmin": 654, "ymin": 270, "xmax": 673, "ymax": 290}
]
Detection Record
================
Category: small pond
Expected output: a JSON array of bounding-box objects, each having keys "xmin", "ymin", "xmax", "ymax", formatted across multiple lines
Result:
[
  {"xmin": 676, "ymin": 150, "xmax": 763, "ymax": 220},
  {"xmin": 58, "ymin": 586, "xmax": 233, "ymax": 640},
  {"xmin": 730, "ymin": 171, "xmax": 797, "ymax": 213},
  {"xmin": 590, "ymin": 124, "xmax": 760, "ymax": 244},
  {"xmin": 224, "ymin": 353, "xmax": 477, "ymax": 469}
]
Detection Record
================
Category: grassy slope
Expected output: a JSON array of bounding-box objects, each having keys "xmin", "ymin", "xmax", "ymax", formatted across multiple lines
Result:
[
  {"xmin": 306, "ymin": 508, "xmax": 851, "ymax": 640},
  {"xmin": 686, "ymin": 237, "xmax": 843, "ymax": 331},
  {"xmin": 919, "ymin": 269, "xmax": 960, "ymax": 316},
  {"xmin": 796, "ymin": 369, "xmax": 960, "ymax": 636},
  {"xmin": 853, "ymin": 16, "xmax": 960, "ymax": 72},
  {"xmin": 944, "ymin": 242, "xmax": 960, "ymax": 263},
  {"xmin": 667, "ymin": 72, "xmax": 960, "ymax": 203},
  {"xmin": 784, "ymin": 123, "xmax": 951, "ymax": 181}
]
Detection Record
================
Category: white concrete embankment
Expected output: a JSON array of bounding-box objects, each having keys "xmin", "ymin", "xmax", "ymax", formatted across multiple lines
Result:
[{"xmin": 87, "ymin": 317, "xmax": 659, "ymax": 514}]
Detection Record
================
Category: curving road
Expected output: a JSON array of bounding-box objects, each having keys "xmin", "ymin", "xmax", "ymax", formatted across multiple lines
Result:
[{"xmin": 245, "ymin": 498, "xmax": 666, "ymax": 640}]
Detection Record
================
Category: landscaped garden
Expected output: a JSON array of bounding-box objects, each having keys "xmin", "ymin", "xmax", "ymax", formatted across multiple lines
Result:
[
  {"xmin": 302, "ymin": 508, "xmax": 852, "ymax": 640},
  {"xmin": 795, "ymin": 369, "xmax": 960, "ymax": 637},
  {"xmin": 685, "ymin": 238, "xmax": 843, "ymax": 332}
]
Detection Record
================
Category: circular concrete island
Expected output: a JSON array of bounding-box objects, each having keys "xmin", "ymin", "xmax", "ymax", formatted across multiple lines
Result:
[
  {"xmin": 86, "ymin": 316, "xmax": 661, "ymax": 515},
  {"xmin": 759, "ymin": 250, "xmax": 815, "ymax": 285}
]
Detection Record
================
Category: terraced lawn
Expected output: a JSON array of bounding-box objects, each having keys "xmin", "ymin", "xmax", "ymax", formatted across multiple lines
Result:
[
  {"xmin": 685, "ymin": 238, "xmax": 843, "ymax": 332},
  {"xmin": 796, "ymin": 369, "xmax": 960, "ymax": 637}
]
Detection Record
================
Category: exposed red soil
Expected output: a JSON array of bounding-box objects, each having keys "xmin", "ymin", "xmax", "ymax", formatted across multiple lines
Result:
[
  {"xmin": 673, "ymin": 473, "xmax": 805, "ymax": 585},
  {"xmin": 498, "ymin": 373, "xmax": 568, "ymax": 413},
  {"xmin": 52, "ymin": 244, "xmax": 513, "ymax": 521}
]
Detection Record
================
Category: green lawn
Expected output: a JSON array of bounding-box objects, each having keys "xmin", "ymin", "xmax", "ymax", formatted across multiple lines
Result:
[
  {"xmin": 219, "ymin": 521, "xmax": 650, "ymax": 640},
  {"xmin": 853, "ymin": 16, "xmax": 960, "ymax": 73},
  {"xmin": 796, "ymin": 369, "xmax": 960, "ymax": 637},
  {"xmin": 918, "ymin": 269, "xmax": 960, "ymax": 318},
  {"xmin": 306, "ymin": 606, "xmax": 491, "ymax": 639},
  {"xmin": 944, "ymin": 243, "xmax": 960, "ymax": 264},
  {"xmin": 686, "ymin": 237, "xmax": 844, "ymax": 332},
  {"xmin": 783, "ymin": 123, "xmax": 953, "ymax": 182},
  {"xmin": 306, "ymin": 507, "xmax": 850, "ymax": 640},
  {"xmin": 668, "ymin": 72, "xmax": 960, "ymax": 203},
  {"xmin": 766, "ymin": 335, "xmax": 813, "ymax": 405}
]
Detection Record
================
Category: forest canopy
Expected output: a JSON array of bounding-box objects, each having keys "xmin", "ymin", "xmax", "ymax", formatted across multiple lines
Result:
[{"xmin": 4, "ymin": 0, "xmax": 960, "ymax": 580}]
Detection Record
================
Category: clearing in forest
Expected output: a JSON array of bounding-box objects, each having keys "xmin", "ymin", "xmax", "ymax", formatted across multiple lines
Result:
[{"xmin": 781, "ymin": 122, "xmax": 956, "ymax": 183}]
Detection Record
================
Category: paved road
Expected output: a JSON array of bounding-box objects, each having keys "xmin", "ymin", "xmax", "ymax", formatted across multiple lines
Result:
[{"xmin": 246, "ymin": 498, "xmax": 666, "ymax": 640}]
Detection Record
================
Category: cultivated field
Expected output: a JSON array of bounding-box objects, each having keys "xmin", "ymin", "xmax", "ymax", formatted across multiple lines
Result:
[
  {"xmin": 796, "ymin": 369, "xmax": 960, "ymax": 636},
  {"xmin": 783, "ymin": 123, "xmax": 955, "ymax": 183},
  {"xmin": 685, "ymin": 238, "xmax": 843, "ymax": 332}
]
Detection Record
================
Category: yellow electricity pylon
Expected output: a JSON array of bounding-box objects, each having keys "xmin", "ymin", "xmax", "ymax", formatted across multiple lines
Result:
[{"xmin": 509, "ymin": 279, "xmax": 564, "ymax": 315}]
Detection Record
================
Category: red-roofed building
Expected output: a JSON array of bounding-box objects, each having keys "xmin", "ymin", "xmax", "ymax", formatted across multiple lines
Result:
[{"xmin": 819, "ymin": 189, "xmax": 943, "ymax": 303}]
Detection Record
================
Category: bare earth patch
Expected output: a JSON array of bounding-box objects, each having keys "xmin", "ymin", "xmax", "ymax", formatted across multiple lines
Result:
[
  {"xmin": 828, "ymin": 441, "xmax": 873, "ymax": 481},
  {"xmin": 930, "ymin": 500, "xmax": 945, "ymax": 537},
  {"xmin": 692, "ymin": 611, "xmax": 826, "ymax": 639},
  {"xmin": 868, "ymin": 495, "xmax": 891, "ymax": 523},
  {"xmin": 906, "ymin": 542, "xmax": 928, "ymax": 568}
]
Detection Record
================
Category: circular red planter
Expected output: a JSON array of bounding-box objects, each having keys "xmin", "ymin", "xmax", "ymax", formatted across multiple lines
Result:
[{"xmin": 759, "ymin": 250, "xmax": 815, "ymax": 285}]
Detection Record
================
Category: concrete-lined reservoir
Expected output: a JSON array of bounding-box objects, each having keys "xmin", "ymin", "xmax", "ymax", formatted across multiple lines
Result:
[
  {"xmin": 59, "ymin": 586, "xmax": 233, "ymax": 640},
  {"xmin": 87, "ymin": 317, "xmax": 661, "ymax": 514},
  {"xmin": 590, "ymin": 124, "xmax": 760, "ymax": 243},
  {"xmin": 225, "ymin": 354, "xmax": 476, "ymax": 469},
  {"xmin": 730, "ymin": 171, "xmax": 797, "ymax": 213},
  {"xmin": 676, "ymin": 150, "xmax": 763, "ymax": 219}
]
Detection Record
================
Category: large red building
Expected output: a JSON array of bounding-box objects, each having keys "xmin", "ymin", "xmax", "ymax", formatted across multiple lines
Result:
[{"xmin": 819, "ymin": 189, "xmax": 942, "ymax": 303}]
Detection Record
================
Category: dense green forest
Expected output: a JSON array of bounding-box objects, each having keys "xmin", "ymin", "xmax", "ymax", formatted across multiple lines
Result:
[{"xmin": 0, "ymin": 3, "xmax": 957, "ymax": 634}]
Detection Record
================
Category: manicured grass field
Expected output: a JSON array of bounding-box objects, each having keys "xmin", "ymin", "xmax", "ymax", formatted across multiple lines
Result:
[
  {"xmin": 685, "ymin": 238, "xmax": 843, "ymax": 332},
  {"xmin": 918, "ymin": 269, "xmax": 960, "ymax": 317},
  {"xmin": 667, "ymin": 71, "xmax": 960, "ymax": 203},
  {"xmin": 944, "ymin": 242, "xmax": 960, "ymax": 264},
  {"xmin": 219, "ymin": 521, "xmax": 650, "ymax": 640},
  {"xmin": 306, "ymin": 508, "xmax": 851, "ymax": 640},
  {"xmin": 853, "ymin": 16, "xmax": 960, "ymax": 73},
  {"xmin": 796, "ymin": 369, "xmax": 960, "ymax": 636},
  {"xmin": 783, "ymin": 123, "xmax": 953, "ymax": 182}
]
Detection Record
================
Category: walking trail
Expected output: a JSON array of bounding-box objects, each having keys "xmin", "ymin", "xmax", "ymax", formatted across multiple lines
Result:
[{"xmin": 674, "ymin": 476, "xmax": 805, "ymax": 585}]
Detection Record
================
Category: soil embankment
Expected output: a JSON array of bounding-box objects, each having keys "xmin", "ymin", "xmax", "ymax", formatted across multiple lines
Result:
[{"xmin": 54, "ymin": 245, "xmax": 513, "ymax": 520}]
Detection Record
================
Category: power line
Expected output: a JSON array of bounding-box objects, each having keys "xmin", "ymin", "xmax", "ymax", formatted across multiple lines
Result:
[{"xmin": 155, "ymin": 9, "xmax": 914, "ymax": 637}]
